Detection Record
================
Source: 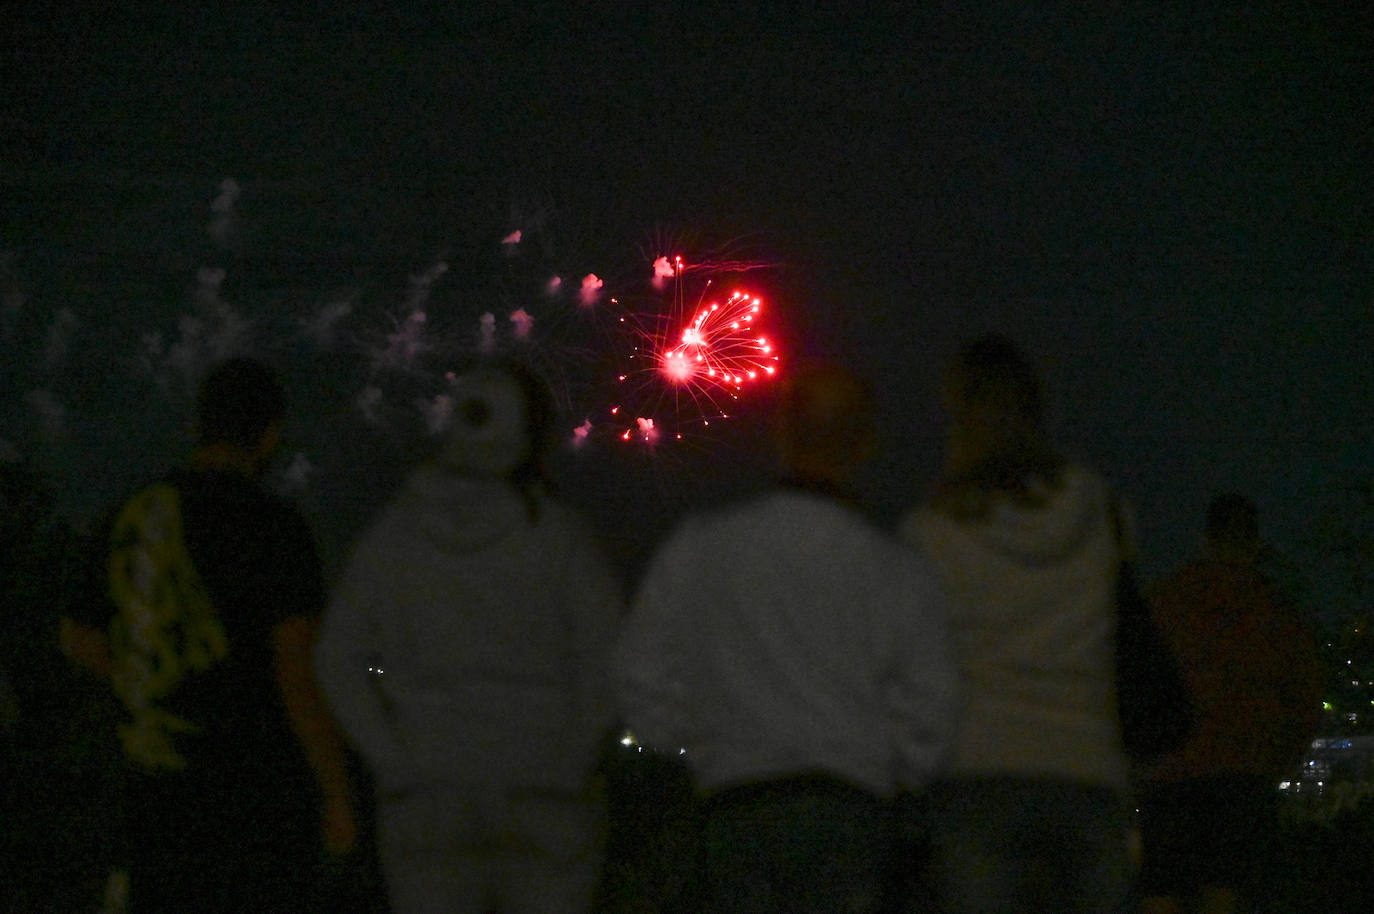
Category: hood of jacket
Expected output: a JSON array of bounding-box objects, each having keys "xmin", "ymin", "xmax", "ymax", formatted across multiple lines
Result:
[
  {"xmin": 957, "ymin": 465, "xmax": 1110, "ymax": 567},
  {"xmin": 393, "ymin": 463, "xmax": 531, "ymax": 554}
]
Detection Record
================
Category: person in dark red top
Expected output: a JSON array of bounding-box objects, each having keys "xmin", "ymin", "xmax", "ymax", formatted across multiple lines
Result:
[{"xmin": 1138, "ymin": 494, "xmax": 1324, "ymax": 914}]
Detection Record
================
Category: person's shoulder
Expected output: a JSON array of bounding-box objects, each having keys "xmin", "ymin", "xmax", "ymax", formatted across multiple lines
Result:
[
  {"xmin": 757, "ymin": 485, "xmax": 862, "ymax": 521},
  {"xmin": 876, "ymin": 521, "xmax": 943, "ymax": 578},
  {"xmin": 182, "ymin": 468, "xmax": 315, "ymax": 543},
  {"xmin": 653, "ymin": 505, "xmax": 724, "ymax": 553},
  {"xmin": 638, "ymin": 498, "xmax": 755, "ymax": 572},
  {"xmin": 897, "ymin": 492, "xmax": 957, "ymax": 549},
  {"xmin": 530, "ymin": 492, "xmax": 586, "ymax": 527},
  {"xmin": 102, "ymin": 472, "xmax": 187, "ymax": 537},
  {"xmin": 1060, "ymin": 461, "xmax": 1110, "ymax": 490},
  {"xmin": 1147, "ymin": 556, "xmax": 1227, "ymax": 607},
  {"xmin": 751, "ymin": 489, "xmax": 916, "ymax": 561},
  {"xmin": 531, "ymin": 495, "xmax": 609, "ymax": 549},
  {"xmin": 113, "ymin": 468, "xmax": 181, "ymax": 505}
]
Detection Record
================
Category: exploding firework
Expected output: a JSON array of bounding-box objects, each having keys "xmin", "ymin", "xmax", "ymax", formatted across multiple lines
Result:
[
  {"xmin": 658, "ymin": 289, "xmax": 778, "ymax": 390},
  {"xmin": 602, "ymin": 255, "xmax": 782, "ymax": 446}
]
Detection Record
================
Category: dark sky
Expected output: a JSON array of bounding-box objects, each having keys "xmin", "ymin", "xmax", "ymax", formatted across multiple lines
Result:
[{"xmin": 3, "ymin": 4, "xmax": 1371, "ymax": 606}]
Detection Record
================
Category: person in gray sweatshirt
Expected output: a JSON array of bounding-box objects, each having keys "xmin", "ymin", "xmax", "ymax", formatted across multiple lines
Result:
[{"xmin": 316, "ymin": 359, "xmax": 623, "ymax": 914}]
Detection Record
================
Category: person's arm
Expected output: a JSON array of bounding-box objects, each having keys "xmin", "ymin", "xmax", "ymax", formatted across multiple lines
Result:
[
  {"xmin": 60, "ymin": 524, "xmax": 116, "ymax": 680},
  {"xmin": 613, "ymin": 538, "xmax": 695, "ymax": 753},
  {"xmin": 59, "ymin": 618, "xmax": 111, "ymax": 679},
  {"xmin": 314, "ymin": 560, "xmax": 418, "ymax": 782},
  {"xmin": 274, "ymin": 615, "xmax": 357, "ymax": 857},
  {"xmin": 1271, "ymin": 606, "xmax": 1328, "ymax": 776},
  {"xmin": 888, "ymin": 554, "xmax": 961, "ymax": 790},
  {"xmin": 565, "ymin": 528, "xmax": 626, "ymax": 774}
]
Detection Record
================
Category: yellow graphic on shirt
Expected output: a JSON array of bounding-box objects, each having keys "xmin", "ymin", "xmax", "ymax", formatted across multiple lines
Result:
[{"xmin": 107, "ymin": 484, "xmax": 229, "ymax": 770}]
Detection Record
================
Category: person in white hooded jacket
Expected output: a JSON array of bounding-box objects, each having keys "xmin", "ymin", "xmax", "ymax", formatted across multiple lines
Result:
[
  {"xmin": 898, "ymin": 335, "xmax": 1133, "ymax": 914},
  {"xmin": 315, "ymin": 360, "xmax": 622, "ymax": 914}
]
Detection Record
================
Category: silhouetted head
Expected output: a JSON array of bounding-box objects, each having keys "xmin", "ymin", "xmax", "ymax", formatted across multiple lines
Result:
[
  {"xmin": 1204, "ymin": 492, "xmax": 1261, "ymax": 563},
  {"xmin": 193, "ymin": 358, "xmax": 286, "ymax": 476},
  {"xmin": 438, "ymin": 359, "xmax": 556, "ymax": 502},
  {"xmin": 934, "ymin": 334, "xmax": 1063, "ymax": 513},
  {"xmin": 772, "ymin": 360, "xmax": 877, "ymax": 488}
]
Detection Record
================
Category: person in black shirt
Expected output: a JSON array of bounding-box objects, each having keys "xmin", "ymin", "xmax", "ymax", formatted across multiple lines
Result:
[{"xmin": 66, "ymin": 357, "xmax": 356, "ymax": 913}]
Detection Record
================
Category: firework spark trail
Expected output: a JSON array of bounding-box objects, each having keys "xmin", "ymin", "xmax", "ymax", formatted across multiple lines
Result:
[
  {"xmin": 348, "ymin": 258, "xmax": 457, "ymax": 381},
  {"xmin": 356, "ymin": 386, "xmax": 385, "ymax": 426},
  {"xmin": 676, "ymin": 258, "xmax": 780, "ymax": 274},
  {"xmin": 651, "ymin": 256, "xmax": 676, "ymax": 290},
  {"xmin": 297, "ymin": 296, "xmax": 355, "ymax": 349},
  {"xmin": 378, "ymin": 310, "xmax": 429, "ymax": 371},
  {"xmin": 154, "ymin": 267, "xmax": 253, "ymax": 394},
  {"xmin": 659, "ymin": 290, "xmax": 778, "ymax": 390},
  {"xmin": 207, "ymin": 178, "xmax": 240, "ymax": 249},
  {"xmin": 570, "ymin": 418, "xmax": 593, "ymax": 449},
  {"xmin": 0, "ymin": 183, "xmax": 796, "ymax": 550},
  {"xmin": 478, "ymin": 313, "xmax": 497, "ymax": 352},
  {"xmin": 601, "ymin": 255, "xmax": 782, "ymax": 447},
  {"xmin": 509, "ymin": 308, "xmax": 535, "ymax": 340},
  {"xmin": 579, "ymin": 274, "xmax": 604, "ymax": 306},
  {"xmin": 625, "ymin": 416, "xmax": 658, "ymax": 444}
]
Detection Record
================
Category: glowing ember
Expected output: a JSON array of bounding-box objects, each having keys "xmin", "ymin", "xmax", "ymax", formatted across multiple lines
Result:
[
  {"xmin": 599, "ymin": 253, "xmax": 784, "ymax": 447},
  {"xmin": 657, "ymin": 290, "xmax": 779, "ymax": 392}
]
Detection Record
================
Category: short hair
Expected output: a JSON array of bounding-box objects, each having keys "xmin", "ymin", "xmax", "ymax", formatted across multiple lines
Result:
[
  {"xmin": 936, "ymin": 334, "xmax": 1063, "ymax": 510},
  {"xmin": 945, "ymin": 333, "xmax": 1045, "ymax": 430},
  {"xmin": 503, "ymin": 358, "xmax": 557, "ymax": 476},
  {"xmin": 1205, "ymin": 492, "xmax": 1259, "ymax": 546},
  {"xmin": 195, "ymin": 357, "xmax": 286, "ymax": 448}
]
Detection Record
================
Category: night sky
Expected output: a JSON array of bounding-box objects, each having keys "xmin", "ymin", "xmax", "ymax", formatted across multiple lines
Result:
[{"xmin": 3, "ymin": 4, "xmax": 1371, "ymax": 610}]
